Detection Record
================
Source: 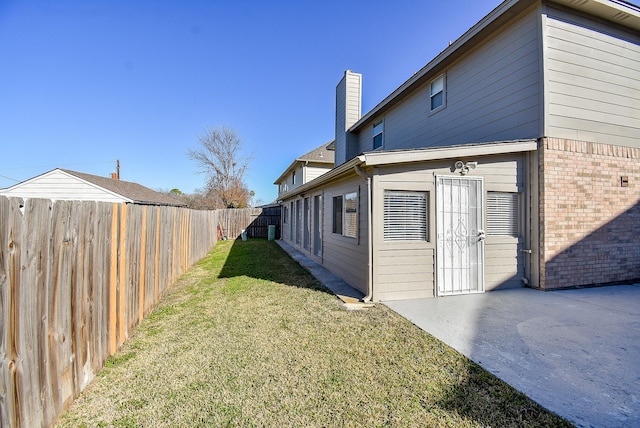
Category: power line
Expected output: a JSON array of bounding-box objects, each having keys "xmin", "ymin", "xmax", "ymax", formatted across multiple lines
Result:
[{"xmin": 0, "ymin": 174, "xmax": 20, "ymax": 183}]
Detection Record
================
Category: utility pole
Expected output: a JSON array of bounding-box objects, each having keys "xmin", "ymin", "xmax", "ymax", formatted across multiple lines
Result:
[{"xmin": 117, "ymin": 159, "xmax": 120, "ymax": 179}]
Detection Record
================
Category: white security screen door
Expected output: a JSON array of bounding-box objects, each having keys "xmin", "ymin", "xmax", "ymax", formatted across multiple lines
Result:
[{"xmin": 436, "ymin": 176, "xmax": 485, "ymax": 296}]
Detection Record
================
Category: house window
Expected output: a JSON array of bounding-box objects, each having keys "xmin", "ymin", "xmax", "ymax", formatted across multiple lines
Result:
[
  {"xmin": 332, "ymin": 191, "xmax": 358, "ymax": 238},
  {"xmin": 332, "ymin": 196, "xmax": 343, "ymax": 234},
  {"xmin": 430, "ymin": 74, "xmax": 445, "ymax": 111},
  {"xmin": 292, "ymin": 171, "xmax": 296, "ymax": 185},
  {"xmin": 486, "ymin": 192, "xmax": 519, "ymax": 237},
  {"xmin": 373, "ymin": 121, "xmax": 384, "ymax": 150},
  {"xmin": 383, "ymin": 191, "xmax": 428, "ymax": 241},
  {"xmin": 343, "ymin": 192, "xmax": 358, "ymax": 238},
  {"xmin": 283, "ymin": 205, "xmax": 288, "ymax": 224}
]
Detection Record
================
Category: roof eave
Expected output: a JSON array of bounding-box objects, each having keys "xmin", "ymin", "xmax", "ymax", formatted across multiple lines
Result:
[
  {"xmin": 273, "ymin": 159, "xmax": 303, "ymax": 185},
  {"xmin": 277, "ymin": 156, "xmax": 365, "ymax": 200}
]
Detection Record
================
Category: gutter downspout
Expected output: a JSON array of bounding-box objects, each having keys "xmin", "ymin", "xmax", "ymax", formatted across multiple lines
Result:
[{"xmin": 354, "ymin": 164, "xmax": 373, "ymax": 302}]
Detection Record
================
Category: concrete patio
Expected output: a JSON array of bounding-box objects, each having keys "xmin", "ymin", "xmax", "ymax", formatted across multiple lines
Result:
[{"xmin": 384, "ymin": 285, "xmax": 640, "ymax": 428}]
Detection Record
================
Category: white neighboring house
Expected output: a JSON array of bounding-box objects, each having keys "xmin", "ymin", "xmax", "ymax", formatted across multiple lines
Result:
[{"xmin": 0, "ymin": 168, "xmax": 186, "ymax": 206}]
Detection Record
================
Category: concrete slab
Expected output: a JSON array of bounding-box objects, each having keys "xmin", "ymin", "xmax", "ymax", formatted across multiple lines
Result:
[{"xmin": 384, "ymin": 286, "xmax": 640, "ymax": 428}]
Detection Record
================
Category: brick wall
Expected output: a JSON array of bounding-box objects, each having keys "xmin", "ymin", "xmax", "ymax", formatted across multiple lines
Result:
[{"xmin": 539, "ymin": 138, "xmax": 640, "ymax": 289}]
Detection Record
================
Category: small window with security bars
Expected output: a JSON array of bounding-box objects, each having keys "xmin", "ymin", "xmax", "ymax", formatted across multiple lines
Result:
[
  {"xmin": 383, "ymin": 191, "xmax": 428, "ymax": 241},
  {"xmin": 486, "ymin": 192, "xmax": 519, "ymax": 237}
]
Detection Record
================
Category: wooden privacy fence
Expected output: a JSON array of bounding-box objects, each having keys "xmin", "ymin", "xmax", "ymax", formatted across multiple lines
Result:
[
  {"xmin": 0, "ymin": 197, "xmax": 272, "ymax": 427},
  {"xmin": 217, "ymin": 206, "xmax": 281, "ymax": 239}
]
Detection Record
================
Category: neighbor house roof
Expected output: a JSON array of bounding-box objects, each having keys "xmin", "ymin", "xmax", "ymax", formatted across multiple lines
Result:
[
  {"xmin": 60, "ymin": 169, "xmax": 186, "ymax": 206},
  {"xmin": 349, "ymin": 0, "xmax": 640, "ymax": 133},
  {"xmin": 274, "ymin": 141, "xmax": 335, "ymax": 184},
  {"xmin": 0, "ymin": 168, "xmax": 186, "ymax": 206}
]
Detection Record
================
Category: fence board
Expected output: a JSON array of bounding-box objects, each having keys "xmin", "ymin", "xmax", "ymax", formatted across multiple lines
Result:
[
  {"xmin": 109, "ymin": 203, "xmax": 118, "ymax": 356},
  {"xmin": 17, "ymin": 199, "xmax": 48, "ymax": 425},
  {"xmin": 0, "ymin": 197, "xmax": 23, "ymax": 427},
  {"xmin": 48, "ymin": 200, "xmax": 76, "ymax": 414}
]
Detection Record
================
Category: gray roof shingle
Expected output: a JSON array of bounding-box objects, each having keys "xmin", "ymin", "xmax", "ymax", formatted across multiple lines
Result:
[{"xmin": 61, "ymin": 169, "xmax": 187, "ymax": 206}]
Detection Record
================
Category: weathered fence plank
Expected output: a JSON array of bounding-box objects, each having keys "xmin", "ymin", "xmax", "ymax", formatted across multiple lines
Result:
[
  {"xmin": 0, "ymin": 200, "xmax": 272, "ymax": 427},
  {"xmin": 108, "ymin": 203, "xmax": 118, "ymax": 356},
  {"xmin": 0, "ymin": 197, "xmax": 23, "ymax": 427}
]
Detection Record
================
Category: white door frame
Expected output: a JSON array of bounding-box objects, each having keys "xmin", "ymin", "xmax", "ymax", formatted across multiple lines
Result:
[{"xmin": 436, "ymin": 175, "xmax": 485, "ymax": 296}]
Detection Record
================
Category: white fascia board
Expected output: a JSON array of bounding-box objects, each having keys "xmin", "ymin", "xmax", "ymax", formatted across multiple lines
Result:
[{"xmin": 361, "ymin": 140, "xmax": 538, "ymax": 166}]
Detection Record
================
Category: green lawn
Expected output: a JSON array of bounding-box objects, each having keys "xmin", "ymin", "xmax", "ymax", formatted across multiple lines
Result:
[{"xmin": 55, "ymin": 239, "xmax": 572, "ymax": 427}]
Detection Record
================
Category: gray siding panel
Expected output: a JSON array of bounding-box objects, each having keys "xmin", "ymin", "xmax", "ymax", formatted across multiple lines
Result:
[
  {"xmin": 357, "ymin": 7, "xmax": 541, "ymax": 152},
  {"xmin": 545, "ymin": 6, "xmax": 640, "ymax": 147}
]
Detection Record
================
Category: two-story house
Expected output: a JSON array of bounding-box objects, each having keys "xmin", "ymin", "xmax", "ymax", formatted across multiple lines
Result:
[{"xmin": 277, "ymin": 0, "xmax": 640, "ymax": 302}]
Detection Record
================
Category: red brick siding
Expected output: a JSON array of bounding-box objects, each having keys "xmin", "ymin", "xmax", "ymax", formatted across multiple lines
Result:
[{"xmin": 539, "ymin": 138, "xmax": 640, "ymax": 289}]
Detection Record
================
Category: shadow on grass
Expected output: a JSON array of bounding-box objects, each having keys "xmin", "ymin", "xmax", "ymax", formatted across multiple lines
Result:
[
  {"xmin": 218, "ymin": 238, "xmax": 332, "ymax": 295},
  {"xmin": 437, "ymin": 362, "xmax": 572, "ymax": 427}
]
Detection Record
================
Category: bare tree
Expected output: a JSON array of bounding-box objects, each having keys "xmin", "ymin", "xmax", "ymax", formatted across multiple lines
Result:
[{"xmin": 188, "ymin": 126, "xmax": 252, "ymax": 208}]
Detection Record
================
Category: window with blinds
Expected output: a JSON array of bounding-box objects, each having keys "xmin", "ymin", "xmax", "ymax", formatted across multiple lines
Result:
[
  {"xmin": 486, "ymin": 192, "xmax": 519, "ymax": 236},
  {"xmin": 383, "ymin": 191, "xmax": 428, "ymax": 241}
]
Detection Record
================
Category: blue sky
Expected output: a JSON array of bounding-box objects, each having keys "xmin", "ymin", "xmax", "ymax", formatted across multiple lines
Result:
[{"xmin": 0, "ymin": 0, "xmax": 500, "ymax": 205}]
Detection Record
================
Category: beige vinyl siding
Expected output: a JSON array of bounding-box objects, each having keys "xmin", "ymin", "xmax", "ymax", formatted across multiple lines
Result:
[
  {"xmin": 320, "ymin": 177, "xmax": 368, "ymax": 294},
  {"xmin": 304, "ymin": 164, "xmax": 332, "ymax": 183},
  {"xmin": 544, "ymin": 6, "xmax": 640, "ymax": 147},
  {"xmin": 485, "ymin": 240, "xmax": 521, "ymax": 289},
  {"xmin": 376, "ymin": 248, "xmax": 435, "ymax": 300},
  {"xmin": 355, "ymin": 6, "xmax": 541, "ymax": 153},
  {"xmin": 373, "ymin": 154, "xmax": 525, "ymax": 300},
  {"xmin": 1, "ymin": 170, "xmax": 128, "ymax": 203},
  {"xmin": 373, "ymin": 166, "xmax": 435, "ymax": 301}
]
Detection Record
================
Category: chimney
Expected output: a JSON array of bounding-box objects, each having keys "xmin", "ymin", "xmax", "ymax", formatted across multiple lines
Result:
[
  {"xmin": 111, "ymin": 172, "xmax": 118, "ymax": 179},
  {"xmin": 334, "ymin": 70, "xmax": 362, "ymax": 166}
]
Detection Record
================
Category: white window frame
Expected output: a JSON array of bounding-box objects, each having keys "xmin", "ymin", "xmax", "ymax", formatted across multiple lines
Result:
[{"xmin": 430, "ymin": 74, "xmax": 445, "ymax": 112}]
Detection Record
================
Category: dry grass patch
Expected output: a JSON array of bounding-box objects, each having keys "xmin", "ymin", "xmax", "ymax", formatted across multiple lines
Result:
[{"xmin": 55, "ymin": 239, "xmax": 572, "ymax": 427}]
